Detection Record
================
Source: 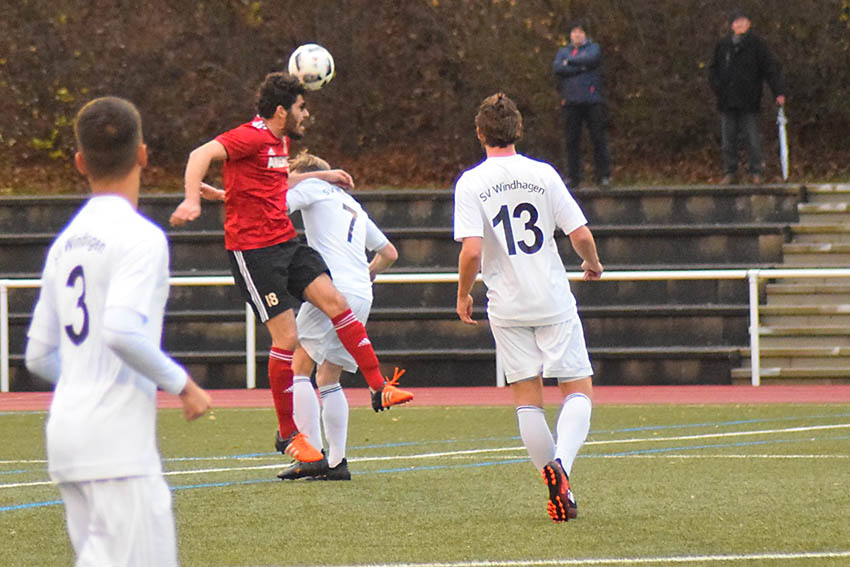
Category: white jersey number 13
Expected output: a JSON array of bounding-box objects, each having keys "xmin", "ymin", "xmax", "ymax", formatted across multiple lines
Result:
[{"xmin": 492, "ymin": 202, "xmax": 543, "ymax": 255}]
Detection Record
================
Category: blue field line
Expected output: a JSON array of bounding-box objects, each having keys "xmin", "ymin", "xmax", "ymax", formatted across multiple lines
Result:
[
  {"xmin": 588, "ymin": 437, "xmax": 802, "ymax": 457},
  {"xmin": 5, "ymin": 428, "xmax": 840, "ymax": 514},
  {"xmin": 0, "ymin": 469, "xmax": 27, "ymax": 476},
  {"xmin": 0, "ymin": 499, "xmax": 62, "ymax": 512},
  {"xmin": 5, "ymin": 432, "xmax": 849, "ymax": 515}
]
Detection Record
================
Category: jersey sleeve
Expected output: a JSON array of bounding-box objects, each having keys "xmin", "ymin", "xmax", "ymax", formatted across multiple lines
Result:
[
  {"xmin": 215, "ymin": 125, "xmax": 263, "ymax": 162},
  {"xmin": 26, "ymin": 246, "xmax": 61, "ymax": 348},
  {"xmin": 104, "ymin": 226, "xmax": 169, "ymax": 317},
  {"xmin": 364, "ymin": 216, "xmax": 390, "ymax": 252},
  {"xmin": 453, "ymin": 174, "xmax": 484, "ymax": 241},
  {"xmin": 548, "ymin": 167, "xmax": 587, "ymax": 235}
]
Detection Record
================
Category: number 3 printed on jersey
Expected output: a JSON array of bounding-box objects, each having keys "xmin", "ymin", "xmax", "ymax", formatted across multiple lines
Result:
[
  {"xmin": 492, "ymin": 202, "xmax": 543, "ymax": 255},
  {"xmin": 65, "ymin": 265, "xmax": 90, "ymax": 345}
]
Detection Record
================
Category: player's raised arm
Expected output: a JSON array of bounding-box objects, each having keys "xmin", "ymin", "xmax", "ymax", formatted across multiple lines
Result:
[
  {"xmin": 289, "ymin": 168, "xmax": 354, "ymax": 190},
  {"xmin": 170, "ymin": 140, "xmax": 228, "ymax": 226}
]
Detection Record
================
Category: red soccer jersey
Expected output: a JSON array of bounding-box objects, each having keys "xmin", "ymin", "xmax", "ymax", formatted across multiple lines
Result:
[{"xmin": 215, "ymin": 116, "xmax": 297, "ymax": 251}]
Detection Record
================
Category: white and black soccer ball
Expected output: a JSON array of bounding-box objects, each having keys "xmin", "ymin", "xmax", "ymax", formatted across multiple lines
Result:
[{"xmin": 287, "ymin": 43, "xmax": 335, "ymax": 91}]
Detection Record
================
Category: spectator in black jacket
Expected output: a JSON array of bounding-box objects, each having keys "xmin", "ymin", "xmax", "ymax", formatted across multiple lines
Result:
[
  {"xmin": 709, "ymin": 10, "xmax": 786, "ymax": 184},
  {"xmin": 552, "ymin": 20, "xmax": 611, "ymax": 189}
]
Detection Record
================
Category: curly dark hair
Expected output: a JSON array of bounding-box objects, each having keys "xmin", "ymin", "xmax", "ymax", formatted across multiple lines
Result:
[{"xmin": 256, "ymin": 72, "xmax": 305, "ymax": 118}]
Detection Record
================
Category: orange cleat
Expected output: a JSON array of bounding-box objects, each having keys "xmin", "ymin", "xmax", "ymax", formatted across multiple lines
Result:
[
  {"xmin": 275, "ymin": 430, "xmax": 325, "ymax": 463},
  {"xmin": 371, "ymin": 367, "xmax": 414, "ymax": 412},
  {"xmin": 542, "ymin": 459, "xmax": 578, "ymax": 522}
]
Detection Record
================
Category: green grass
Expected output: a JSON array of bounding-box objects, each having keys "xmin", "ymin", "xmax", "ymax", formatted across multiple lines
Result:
[{"xmin": 2, "ymin": 403, "xmax": 850, "ymax": 566}]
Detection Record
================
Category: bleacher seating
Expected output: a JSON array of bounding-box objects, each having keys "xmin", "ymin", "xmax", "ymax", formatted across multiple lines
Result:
[{"xmin": 1, "ymin": 184, "xmax": 805, "ymax": 390}]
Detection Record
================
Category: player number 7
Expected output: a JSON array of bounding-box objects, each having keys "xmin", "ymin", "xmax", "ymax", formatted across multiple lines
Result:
[{"xmin": 342, "ymin": 203, "xmax": 357, "ymax": 243}]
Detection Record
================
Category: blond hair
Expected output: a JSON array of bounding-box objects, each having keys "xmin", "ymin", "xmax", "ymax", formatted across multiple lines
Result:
[{"xmin": 289, "ymin": 150, "xmax": 330, "ymax": 174}]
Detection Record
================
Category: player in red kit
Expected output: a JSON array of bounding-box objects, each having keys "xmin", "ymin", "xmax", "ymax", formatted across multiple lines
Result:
[{"xmin": 170, "ymin": 72, "xmax": 412, "ymax": 477}]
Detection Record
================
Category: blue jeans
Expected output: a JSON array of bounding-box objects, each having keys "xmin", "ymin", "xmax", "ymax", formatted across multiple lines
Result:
[{"xmin": 720, "ymin": 110, "xmax": 763, "ymax": 176}]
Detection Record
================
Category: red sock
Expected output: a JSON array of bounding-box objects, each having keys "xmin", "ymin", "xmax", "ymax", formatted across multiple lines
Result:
[
  {"xmin": 332, "ymin": 309, "xmax": 384, "ymax": 391},
  {"xmin": 268, "ymin": 347, "xmax": 297, "ymax": 439}
]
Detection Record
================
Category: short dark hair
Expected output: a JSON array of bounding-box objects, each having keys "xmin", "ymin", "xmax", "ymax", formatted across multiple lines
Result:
[
  {"xmin": 728, "ymin": 9, "xmax": 749, "ymax": 24},
  {"xmin": 73, "ymin": 97, "xmax": 142, "ymax": 180},
  {"xmin": 475, "ymin": 93, "xmax": 523, "ymax": 148},
  {"xmin": 256, "ymin": 72, "xmax": 305, "ymax": 118},
  {"xmin": 568, "ymin": 19, "xmax": 587, "ymax": 33}
]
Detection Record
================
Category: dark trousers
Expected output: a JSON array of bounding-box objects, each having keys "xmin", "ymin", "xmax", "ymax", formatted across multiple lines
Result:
[
  {"xmin": 563, "ymin": 103, "xmax": 611, "ymax": 186},
  {"xmin": 720, "ymin": 110, "xmax": 763, "ymax": 176}
]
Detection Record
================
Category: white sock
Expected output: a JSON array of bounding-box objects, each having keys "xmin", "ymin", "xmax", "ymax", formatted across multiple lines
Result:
[
  {"xmin": 320, "ymin": 384, "xmax": 348, "ymax": 468},
  {"xmin": 554, "ymin": 393, "xmax": 592, "ymax": 476},
  {"xmin": 516, "ymin": 405, "xmax": 555, "ymax": 470},
  {"xmin": 292, "ymin": 376, "xmax": 322, "ymax": 450}
]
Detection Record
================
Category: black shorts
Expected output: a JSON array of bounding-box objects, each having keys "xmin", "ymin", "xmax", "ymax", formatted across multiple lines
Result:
[{"xmin": 228, "ymin": 238, "xmax": 330, "ymax": 322}]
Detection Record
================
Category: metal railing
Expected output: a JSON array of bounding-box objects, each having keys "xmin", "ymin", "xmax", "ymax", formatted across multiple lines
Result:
[{"xmin": 5, "ymin": 268, "xmax": 850, "ymax": 392}]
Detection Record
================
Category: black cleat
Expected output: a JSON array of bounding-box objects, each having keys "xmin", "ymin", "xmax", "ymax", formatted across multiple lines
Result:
[
  {"xmin": 274, "ymin": 430, "xmax": 327, "ymax": 480},
  {"xmin": 277, "ymin": 458, "xmax": 329, "ymax": 480},
  {"xmin": 325, "ymin": 458, "xmax": 351, "ymax": 481}
]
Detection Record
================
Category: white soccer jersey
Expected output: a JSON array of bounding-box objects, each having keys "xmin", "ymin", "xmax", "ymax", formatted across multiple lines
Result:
[
  {"xmin": 27, "ymin": 195, "xmax": 179, "ymax": 483},
  {"xmin": 287, "ymin": 178, "xmax": 389, "ymax": 300},
  {"xmin": 453, "ymin": 153, "xmax": 588, "ymax": 326}
]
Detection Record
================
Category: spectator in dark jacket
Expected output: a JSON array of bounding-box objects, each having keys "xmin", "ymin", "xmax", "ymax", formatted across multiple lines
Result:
[
  {"xmin": 709, "ymin": 10, "xmax": 786, "ymax": 184},
  {"xmin": 552, "ymin": 20, "xmax": 611, "ymax": 189}
]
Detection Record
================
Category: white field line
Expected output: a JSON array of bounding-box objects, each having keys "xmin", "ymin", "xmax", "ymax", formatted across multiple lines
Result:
[
  {"xmin": 584, "ymin": 422, "xmax": 850, "ymax": 446},
  {"xmin": 2, "ymin": 422, "xmax": 848, "ymax": 490},
  {"xmin": 314, "ymin": 550, "xmax": 850, "ymax": 567}
]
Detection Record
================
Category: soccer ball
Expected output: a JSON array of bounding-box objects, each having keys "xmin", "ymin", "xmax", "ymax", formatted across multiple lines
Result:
[{"xmin": 287, "ymin": 43, "xmax": 335, "ymax": 91}]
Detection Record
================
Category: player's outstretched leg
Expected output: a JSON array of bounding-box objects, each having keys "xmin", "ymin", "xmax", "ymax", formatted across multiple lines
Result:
[
  {"xmin": 542, "ymin": 458, "xmax": 578, "ymax": 522},
  {"xmin": 371, "ymin": 367, "xmax": 414, "ymax": 412},
  {"xmin": 275, "ymin": 430, "xmax": 328, "ymax": 480}
]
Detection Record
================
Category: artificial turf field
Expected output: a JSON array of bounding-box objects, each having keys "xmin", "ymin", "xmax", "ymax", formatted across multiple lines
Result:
[{"xmin": 2, "ymin": 392, "xmax": 850, "ymax": 566}]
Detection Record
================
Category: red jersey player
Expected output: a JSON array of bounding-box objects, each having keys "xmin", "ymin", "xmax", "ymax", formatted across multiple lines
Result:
[{"xmin": 169, "ymin": 72, "xmax": 412, "ymax": 478}]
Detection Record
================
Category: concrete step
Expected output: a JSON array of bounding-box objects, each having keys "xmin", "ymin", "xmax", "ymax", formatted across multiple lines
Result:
[
  {"xmin": 757, "ymin": 325, "xmax": 850, "ymax": 348},
  {"xmin": 738, "ymin": 346, "xmax": 850, "ymax": 369},
  {"xmin": 5, "ymin": 304, "xmax": 748, "ymax": 362},
  {"xmin": 6, "ymin": 345, "xmax": 739, "ymax": 390},
  {"xmin": 2, "ymin": 224, "xmax": 789, "ymax": 274},
  {"xmin": 573, "ymin": 185, "xmax": 800, "ymax": 224},
  {"xmin": 798, "ymin": 202, "xmax": 850, "ymax": 225},
  {"xmin": 803, "ymin": 183, "xmax": 850, "ymax": 204},
  {"xmin": 790, "ymin": 224, "xmax": 850, "ymax": 244},
  {"xmin": 765, "ymin": 283, "xmax": 850, "ymax": 305},
  {"xmin": 0, "ymin": 186, "xmax": 803, "ymax": 235},
  {"xmin": 731, "ymin": 366, "xmax": 850, "ymax": 384},
  {"xmin": 759, "ymin": 304, "xmax": 850, "ymax": 326},
  {"xmin": 781, "ymin": 242, "xmax": 850, "ymax": 266}
]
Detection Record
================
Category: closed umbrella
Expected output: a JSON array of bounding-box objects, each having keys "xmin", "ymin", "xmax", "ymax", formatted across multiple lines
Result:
[{"xmin": 777, "ymin": 107, "xmax": 789, "ymax": 181}]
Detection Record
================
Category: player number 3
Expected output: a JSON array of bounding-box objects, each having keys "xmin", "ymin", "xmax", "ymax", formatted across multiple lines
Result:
[{"xmin": 64, "ymin": 265, "xmax": 90, "ymax": 345}]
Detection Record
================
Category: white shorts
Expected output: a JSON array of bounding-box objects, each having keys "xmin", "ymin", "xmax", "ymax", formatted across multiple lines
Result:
[
  {"xmin": 491, "ymin": 317, "xmax": 593, "ymax": 384},
  {"xmin": 296, "ymin": 294, "xmax": 372, "ymax": 373},
  {"xmin": 58, "ymin": 474, "xmax": 178, "ymax": 567}
]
